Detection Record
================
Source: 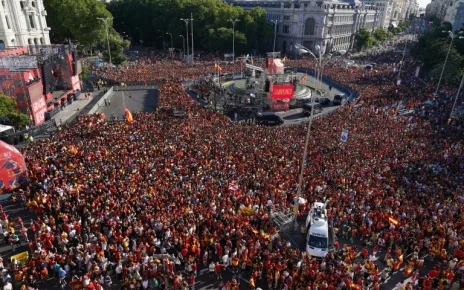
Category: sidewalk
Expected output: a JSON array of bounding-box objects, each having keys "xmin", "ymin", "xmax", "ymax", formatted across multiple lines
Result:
[{"xmin": 52, "ymin": 92, "xmax": 96, "ymax": 126}]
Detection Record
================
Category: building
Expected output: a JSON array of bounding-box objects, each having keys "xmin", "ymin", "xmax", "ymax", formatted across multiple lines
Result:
[
  {"xmin": 426, "ymin": 0, "xmax": 455, "ymax": 20},
  {"xmin": 0, "ymin": 44, "xmax": 82, "ymax": 125},
  {"xmin": 362, "ymin": 0, "xmax": 394, "ymax": 28},
  {"xmin": 445, "ymin": 0, "xmax": 464, "ymax": 32},
  {"xmin": 226, "ymin": 0, "xmax": 380, "ymax": 54},
  {"xmin": 0, "ymin": 0, "xmax": 51, "ymax": 49}
]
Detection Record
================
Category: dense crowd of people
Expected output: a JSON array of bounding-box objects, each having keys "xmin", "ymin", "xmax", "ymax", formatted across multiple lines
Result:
[{"xmin": 0, "ymin": 40, "xmax": 463, "ymax": 290}]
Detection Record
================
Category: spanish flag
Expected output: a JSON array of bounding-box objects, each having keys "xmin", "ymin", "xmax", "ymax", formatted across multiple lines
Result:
[
  {"xmin": 300, "ymin": 74, "xmax": 307, "ymax": 84},
  {"xmin": 124, "ymin": 106, "xmax": 133, "ymax": 124},
  {"xmin": 217, "ymin": 64, "xmax": 222, "ymax": 71},
  {"xmin": 388, "ymin": 217, "xmax": 399, "ymax": 225},
  {"xmin": 282, "ymin": 56, "xmax": 287, "ymax": 63},
  {"xmin": 214, "ymin": 63, "xmax": 218, "ymax": 70},
  {"xmin": 70, "ymin": 145, "xmax": 78, "ymax": 155}
]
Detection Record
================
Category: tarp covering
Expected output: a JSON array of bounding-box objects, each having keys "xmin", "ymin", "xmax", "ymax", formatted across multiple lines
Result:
[{"xmin": 0, "ymin": 140, "xmax": 27, "ymax": 193}]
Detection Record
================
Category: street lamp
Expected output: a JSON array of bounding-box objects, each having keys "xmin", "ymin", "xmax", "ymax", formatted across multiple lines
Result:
[
  {"xmin": 180, "ymin": 18, "xmax": 191, "ymax": 63},
  {"xmin": 166, "ymin": 32, "xmax": 173, "ymax": 48},
  {"xmin": 191, "ymin": 13, "xmax": 195, "ymax": 65},
  {"xmin": 435, "ymin": 31, "xmax": 464, "ymax": 96},
  {"xmin": 179, "ymin": 35, "xmax": 185, "ymax": 59},
  {"xmin": 228, "ymin": 19, "xmax": 240, "ymax": 62},
  {"xmin": 271, "ymin": 20, "xmax": 281, "ymax": 52},
  {"xmin": 450, "ymin": 73, "xmax": 464, "ymax": 122},
  {"xmin": 397, "ymin": 37, "xmax": 408, "ymax": 85},
  {"xmin": 97, "ymin": 17, "xmax": 113, "ymax": 65}
]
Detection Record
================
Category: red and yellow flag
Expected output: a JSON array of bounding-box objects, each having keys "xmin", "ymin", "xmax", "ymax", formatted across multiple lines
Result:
[
  {"xmin": 388, "ymin": 217, "xmax": 399, "ymax": 225},
  {"xmin": 214, "ymin": 63, "xmax": 218, "ymax": 69},
  {"xmin": 217, "ymin": 64, "xmax": 222, "ymax": 71},
  {"xmin": 124, "ymin": 106, "xmax": 133, "ymax": 124},
  {"xmin": 70, "ymin": 145, "xmax": 78, "ymax": 155}
]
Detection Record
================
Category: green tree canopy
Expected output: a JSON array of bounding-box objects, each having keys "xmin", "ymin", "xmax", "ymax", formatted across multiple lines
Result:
[
  {"xmin": 373, "ymin": 28, "xmax": 388, "ymax": 42},
  {"xmin": 0, "ymin": 93, "xmax": 30, "ymax": 128},
  {"xmin": 412, "ymin": 22, "xmax": 464, "ymax": 85},
  {"xmin": 355, "ymin": 28, "xmax": 372, "ymax": 50},
  {"xmin": 107, "ymin": 0, "xmax": 271, "ymax": 54},
  {"xmin": 44, "ymin": 0, "xmax": 129, "ymax": 65}
]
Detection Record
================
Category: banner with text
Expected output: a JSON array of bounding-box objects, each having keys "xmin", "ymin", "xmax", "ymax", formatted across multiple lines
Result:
[{"xmin": 270, "ymin": 84, "xmax": 294, "ymax": 100}]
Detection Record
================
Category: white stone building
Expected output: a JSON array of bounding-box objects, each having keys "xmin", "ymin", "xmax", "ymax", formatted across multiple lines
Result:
[
  {"xmin": 226, "ymin": 0, "xmax": 380, "ymax": 54},
  {"xmin": 445, "ymin": 0, "xmax": 464, "ymax": 32},
  {"xmin": 0, "ymin": 0, "xmax": 51, "ymax": 49},
  {"xmin": 362, "ymin": 0, "xmax": 394, "ymax": 28}
]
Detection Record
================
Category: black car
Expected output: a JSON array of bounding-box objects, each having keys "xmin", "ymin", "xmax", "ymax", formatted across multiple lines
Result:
[
  {"xmin": 303, "ymin": 103, "xmax": 323, "ymax": 116},
  {"xmin": 314, "ymin": 96, "xmax": 330, "ymax": 106},
  {"xmin": 255, "ymin": 113, "xmax": 284, "ymax": 126},
  {"xmin": 333, "ymin": 94, "xmax": 347, "ymax": 106}
]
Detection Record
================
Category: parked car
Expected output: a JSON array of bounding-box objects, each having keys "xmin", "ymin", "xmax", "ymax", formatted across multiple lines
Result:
[
  {"xmin": 255, "ymin": 112, "xmax": 284, "ymax": 126},
  {"xmin": 333, "ymin": 94, "xmax": 347, "ymax": 106},
  {"xmin": 303, "ymin": 103, "xmax": 323, "ymax": 116},
  {"xmin": 314, "ymin": 96, "xmax": 330, "ymax": 106}
]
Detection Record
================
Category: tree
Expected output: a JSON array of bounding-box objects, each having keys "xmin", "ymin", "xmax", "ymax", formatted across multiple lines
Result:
[
  {"xmin": 355, "ymin": 28, "xmax": 372, "ymax": 50},
  {"xmin": 0, "ymin": 93, "xmax": 31, "ymax": 128},
  {"xmin": 107, "ymin": 0, "xmax": 271, "ymax": 54},
  {"xmin": 44, "ymin": 0, "xmax": 128, "ymax": 64},
  {"xmin": 373, "ymin": 28, "xmax": 388, "ymax": 42}
]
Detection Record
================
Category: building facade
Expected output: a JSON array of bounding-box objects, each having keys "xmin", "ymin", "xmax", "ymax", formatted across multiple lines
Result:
[
  {"xmin": 227, "ymin": 0, "xmax": 380, "ymax": 54},
  {"xmin": 445, "ymin": 0, "xmax": 464, "ymax": 32},
  {"xmin": 362, "ymin": 0, "xmax": 394, "ymax": 28},
  {"xmin": 0, "ymin": 0, "xmax": 51, "ymax": 50},
  {"xmin": 426, "ymin": 0, "xmax": 455, "ymax": 20}
]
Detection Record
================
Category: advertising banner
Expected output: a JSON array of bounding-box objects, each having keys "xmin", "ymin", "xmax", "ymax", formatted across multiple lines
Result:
[
  {"xmin": 29, "ymin": 81, "xmax": 47, "ymax": 125},
  {"xmin": 270, "ymin": 84, "xmax": 294, "ymax": 100}
]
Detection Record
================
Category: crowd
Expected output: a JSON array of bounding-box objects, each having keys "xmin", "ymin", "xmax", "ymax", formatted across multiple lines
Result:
[{"xmin": 0, "ymin": 41, "xmax": 462, "ymax": 290}]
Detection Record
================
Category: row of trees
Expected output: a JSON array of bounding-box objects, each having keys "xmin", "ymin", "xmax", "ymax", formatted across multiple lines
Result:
[
  {"xmin": 412, "ymin": 22, "xmax": 464, "ymax": 86},
  {"xmin": 106, "ymin": 0, "xmax": 272, "ymax": 54},
  {"xmin": 355, "ymin": 21, "xmax": 409, "ymax": 51},
  {"xmin": 44, "ymin": 0, "xmax": 130, "ymax": 64}
]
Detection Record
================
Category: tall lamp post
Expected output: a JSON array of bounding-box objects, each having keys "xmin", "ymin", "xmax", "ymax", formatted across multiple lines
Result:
[
  {"xmin": 180, "ymin": 18, "xmax": 191, "ymax": 63},
  {"xmin": 179, "ymin": 35, "xmax": 185, "ymax": 59},
  {"xmin": 97, "ymin": 17, "xmax": 113, "ymax": 65},
  {"xmin": 271, "ymin": 20, "xmax": 281, "ymax": 52},
  {"xmin": 166, "ymin": 32, "xmax": 174, "ymax": 48},
  {"xmin": 435, "ymin": 31, "xmax": 464, "ymax": 96},
  {"xmin": 190, "ymin": 13, "xmax": 194, "ymax": 65},
  {"xmin": 228, "ymin": 18, "xmax": 240, "ymax": 62},
  {"xmin": 450, "ymin": 73, "xmax": 464, "ymax": 121}
]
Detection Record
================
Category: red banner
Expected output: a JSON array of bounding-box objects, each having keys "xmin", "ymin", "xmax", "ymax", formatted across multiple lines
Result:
[{"xmin": 271, "ymin": 84, "xmax": 294, "ymax": 100}]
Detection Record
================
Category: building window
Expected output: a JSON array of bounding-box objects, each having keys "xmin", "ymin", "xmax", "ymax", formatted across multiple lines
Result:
[
  {"xmin": 29, "ymin": 15, "xmax": 35, "ymax": 28},
  {"xmin": 20, "ymin": 1, "xmax": 24, "ymax": 9},
  {"xmin": 32, "ymin": 1, "xmax": 35, "ymax": 7},
  {"xmin": 283, "ymin": 25, "xmax": 290, "ymax": 33},
  {"xmin": 28, "ymin": 38, "xmax": 32, "ymax": 44},
  {"xmin": 304, "ymin": 17, "xmax": 316, "ymax": 35},
  {"xmin": 5, "ymin": 16, "xmax": 10, "ymax": 29},
  {"xmin": 2, "ymin": 1, "xmax": 4, "ymax": 7},
  {"xmin": 40, "ymin": 37, "xmax": 44, "ymax": 44},
  {"xmin": 284, "ymin": 15, "xmax": 290, "ymax": 20},
  {"xmin": 34, "ymin": 38, "xmax": 38, "ymax": 45}
]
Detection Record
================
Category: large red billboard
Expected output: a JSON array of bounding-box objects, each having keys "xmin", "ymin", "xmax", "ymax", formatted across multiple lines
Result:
[
  {"xmin": 28, "ymin": 82, "xmax": 47, "ymax": 125},
  {"xmin": 270, "ymin": 84, "xmax": 294, "ymax": 100}
]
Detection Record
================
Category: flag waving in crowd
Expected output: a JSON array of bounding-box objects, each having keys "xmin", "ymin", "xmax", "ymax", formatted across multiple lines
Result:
[{"xmin": 125, "ymin": 106, "xmax": 133, "ymax": 124}]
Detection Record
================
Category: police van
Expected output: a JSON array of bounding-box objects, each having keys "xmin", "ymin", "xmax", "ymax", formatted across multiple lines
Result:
[{"xmin": 305, "ymin": 200, "xmax": 335, "ymax": 257}]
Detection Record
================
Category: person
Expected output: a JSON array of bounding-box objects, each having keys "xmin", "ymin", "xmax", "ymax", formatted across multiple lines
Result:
[{"xmin": 208, "ymin": 261, "xmax": 215, "ymax": 280}]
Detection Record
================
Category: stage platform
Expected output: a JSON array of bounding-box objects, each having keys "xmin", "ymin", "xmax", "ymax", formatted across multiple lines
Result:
[{"xmin": 226, "ymin": 79, "xmax": 311, "ymax": 100}]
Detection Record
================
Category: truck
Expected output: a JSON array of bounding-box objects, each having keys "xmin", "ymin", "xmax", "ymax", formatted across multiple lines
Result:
[{"xmin": 305, "ymin": 199, "xmax": 336, "ymax": 257}]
